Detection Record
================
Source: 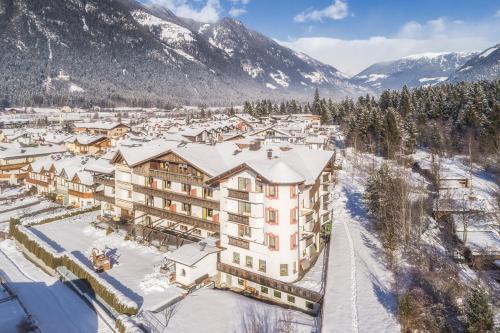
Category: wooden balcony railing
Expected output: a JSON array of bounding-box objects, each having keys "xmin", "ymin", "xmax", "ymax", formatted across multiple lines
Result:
[
  {"xmin": 25, "ymin": 178, "xmax": 49, "ymax": 187},
  {"xmin": 227, "ymin": 212, "xmax": 250, "ymax": 225},
  {"xmin": 68, "ymin": 189, "xmax": 94, "ymax": 199},
  {"xmin": 132, "ymin": 184, "xmax": 219, "ymax": 210},
  {"xmin": 228, "ymin": 236, "xmax": 250, "ymax": 249},
  {"xmin": 94, "ymin": 175, "xmax": 115, "ymax": 187},
  {"xmin": 217, "ymin": 262, "xmax": 322, "ymax": 303},
  {"xmin": 135, "ymin": 168, "xmax": 205, "ymax": 187},
  {"xmin": 227, "ymin": 188, "xmax": 249, "ymax": 201},
  {"xmin": 133, "ymin": 203, "xmax": 219, "ymax": 232},
  {"xmin": 94, "ymin": 191, "xmax": 115, "ymax": 205}
]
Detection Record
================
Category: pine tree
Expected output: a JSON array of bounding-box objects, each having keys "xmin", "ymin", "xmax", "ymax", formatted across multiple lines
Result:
[
  {"xmin": 464, "ymin": 286, "xmax": 494, "ymax": 333},
  {"xmin": 312, "ymin": 88, "xmax": 321, "ymax": 115}
]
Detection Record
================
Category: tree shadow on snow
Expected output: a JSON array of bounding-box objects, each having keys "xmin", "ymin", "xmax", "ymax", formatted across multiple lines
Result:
[{"xmin": 368, "ymin": 271, "xmax": 398, "ymax": 318}]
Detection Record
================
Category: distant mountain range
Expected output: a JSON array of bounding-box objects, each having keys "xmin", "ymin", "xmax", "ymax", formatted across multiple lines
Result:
[
  {"xmin": 0, "ymin": 0, "xmax": 366, "ymax": 105},
  {"xmin": 448, "ymin": 44, "xmax": 500, "ymax": 83},
  {"xmin": 0, "ymin": 0, "xmax": 498, "ymax": 106},
  {"xmin": 350, "ymin": 44, "xmax": 500, "ymax": 92},
  {"xmin": 350, "ymin": 52, "xmax": 476, "ymax": 93}
]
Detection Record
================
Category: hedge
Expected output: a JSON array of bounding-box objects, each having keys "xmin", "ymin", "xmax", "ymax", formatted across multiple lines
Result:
[
  {"xmin": 9, "ymin": 219, "xmax": 139, "ymax": 316},
  {"xmin": 27, "ymin": 205, "xmax": 100, "ymax": 226}
]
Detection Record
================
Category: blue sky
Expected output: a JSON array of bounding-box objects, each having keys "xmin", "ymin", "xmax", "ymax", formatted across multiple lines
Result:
[{"xmin": 146, "ymin": 0, "xmax": 500, "ymax": 74}]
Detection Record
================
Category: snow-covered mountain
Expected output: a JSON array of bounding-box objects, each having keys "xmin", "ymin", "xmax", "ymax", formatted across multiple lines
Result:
[
  {"xmin": 351, "ymin": 52, "xmax": 476, "ymax": 93},
  {"xmin": 0, "ymin": 0, "xmax": 366, "ymax": 105},
  {"xmin": 448, "ymin": 43, "xmax": 500, "ymax": 83}
]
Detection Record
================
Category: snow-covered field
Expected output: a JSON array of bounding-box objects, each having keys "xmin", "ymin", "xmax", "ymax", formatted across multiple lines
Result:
[
  {"xmin": 31, "ymin": 211, "xmax": 184, "ymax": 310},
  {"xmin": 160, "ymin": 288, "xmax": 316, "ymax": 333},
  {"xmin": 322, "ymin": 149, "xmax": 400, "ymax": 333},
  {"xmin": 0, "ymin": 239, "xmax": 113, "ymax": 333},
  {"xmin": 0, "ymin": 283, "xmax": 26, "ymax": 333}
]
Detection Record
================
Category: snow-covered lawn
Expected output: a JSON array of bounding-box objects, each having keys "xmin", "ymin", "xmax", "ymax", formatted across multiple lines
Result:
[
  {"xmin": 31, "ymin": 211, "xmax": 184, "ymax": 310},
  {"xmin": 0, "ymin": 239, "xmax": 113, "ymax": 333},
  {"xmin": 159, "ymin": 288, "xmax": 316, "ymax": 333},
  {"xmin": 0, "ymin": 198, "xmax": 60, "ymax": 226},
  {"xmin": 293, "ymin": 249, "xmax": 324, "ymax": 293},
  {"xmin": 322, "ymin": 148, "xmax": 400, "ymax": 333}
]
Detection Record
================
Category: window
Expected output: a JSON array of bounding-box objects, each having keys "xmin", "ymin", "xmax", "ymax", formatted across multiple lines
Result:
[
  {"xmin": 180, "ymin": 225, "xmax": 188, "ymax": 232},
  {"xmin": 290, "ymin": 185, "xmax": 297, "ymax": 198},
  {"xmin": 182, "ymin": 183, "xmax": 191, "ymax": 193},
  {"xmin": 238, "ymin": 177, "xmax": 251, "ymax": 191},
  {"xmin": 162, "ymin": 180, "xmax": 171, "ymax": 189},
  {"xmin": 207, "ymin": 209, "xmax": 213, "ymax": 217},
  {"xmin": 238, "ymin": 279, "xmax": 244, "ymax": 286},
  {"xmin": 305, "ymin": 302, "xmax": 314, "ymax": 311},
  {"xmin": 160, "ymin": 162, "xmax": 169, "ymax": 170},
  {"xmin": 182, "ymin": 203, "xmax": 191, "ymax": 213},
  {"xmin": 245, "ymin": 256, "xmax": 253, "ymax": 268},
  {"xmin": 204, "ymin": 188, "xmax": 213, "ymax": 198},
  {"xmin": 238, "ymin": 225, "xmax": 251, "ymax": 238},
  {"xmin": 290, "ymin": 208, "xmax": 297, "ymax": 224},
  {"xmin": 145, "ymin": 216, "xmax": 152, "ymax": 225},
  {"xmin": 233, "ymin": 252, "xmax": 240, "ymax": 264},
  {"xmin": 268, "ymin": 234, "xmax": 279, "ymax": 251},
  {"xmin": 255, "ymin": 181, "xmax": 263, "ymax": 193},
  {"xmin": 163, "ymin": 199, "xmax": 171, "ymax": 208},
  {"xmin": 258, "ymin": 260, "xmax": 266, "ymax": 273},
  {"xmin": 260, "ymin": 286, "xmax": 268, "ymax": 294},
  {"xmin": 181, "ymin": 269, "xmax": 186, "ymax": 276},
  {"xmin": 146, "ymin": 195, "xmax": 154, "ymax": 207},
  {"xmin": 192, "ymin": 229, "xmax": 201, "ymax": 236},
  {"xmin": 273, "ymin": 290, "xmax": 281, "ymax": 299},
  {"xmin": 290, "ymin": 233, "xmax": 297, "ymax": 250},
  {"xmin": 179, "ymin": 164, "xmax": 188, "ymax": 173},
  {"xmin": 238, "ymin": 201, "xmax": 251, "ymax": 215},
  {"xmin": 280, "ymin": 264, "xmax": 288, "ymax": 276},
  {"xmin": 266, "ymin": 209, "xmax": 278, "ymax": 224},
  {"xmin": 287, "ymin": 295, "xmax": 295, "ymax": 303},
  {"xmin": 266, "ymin": 185, "xmax": 278, "ymax": 198}
]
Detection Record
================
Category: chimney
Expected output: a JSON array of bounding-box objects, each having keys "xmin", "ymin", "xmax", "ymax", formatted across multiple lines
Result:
[{"xmin": 267, "ymin": 149, "xmax": 273, "ymax": 159}]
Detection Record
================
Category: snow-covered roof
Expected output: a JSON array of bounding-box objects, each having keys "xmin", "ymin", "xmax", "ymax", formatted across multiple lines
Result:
[
  {"xmin": 74, "ymin": 122, "xmax": 128, "ymax": 130},
  {"xmin": 165, "ymin": 239, "xmax": 220, "ymax": 266}
]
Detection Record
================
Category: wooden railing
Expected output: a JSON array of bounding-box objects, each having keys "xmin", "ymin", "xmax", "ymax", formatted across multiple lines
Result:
[
  {"xmin": 227, "ymin": 212, "xmax": 249, "ymax": 225},
  {"xmin": 217, "ymin": 262, "xmax": 322, "ymax": 303},
  {"xmin": 133, "ymin": 203, "xmax": 219, "ymax": 232},
  {"xmin": 94, "ymin": 175, "xmax": 115, "ymax": 187},
  {"xmin": 228, "ymin": 236, "xmax": 250, "ymax": 249},
  {"xmin": 94, "ymin": 191, "xmax": 115, "ymax": 205},
  {"xmin": 133, "ymin": 184, "xmax": 219, "ymax": 210},
  {"xmin": 25, "ymin": 178, "xmax": 49, "ymax": 187},
  {"xmin": 68, "ymin": 189, "xmax": 94, "ymax": 199},
  {"xmin": 227, "ymin": 188, "xmax": 249, "ymax": 201},
  {"xmin": 135, "ymin": 168, "xmax": 205, "ymax": 186}
]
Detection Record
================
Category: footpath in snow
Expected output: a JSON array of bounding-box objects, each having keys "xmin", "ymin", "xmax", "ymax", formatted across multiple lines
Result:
[
  {"xmin": 0, "ymin": 239, "xmax": 113, "ymax": 333},
  {"xmin": 322, "ymin": 150, "xmax": 400, "ymax": 333}
]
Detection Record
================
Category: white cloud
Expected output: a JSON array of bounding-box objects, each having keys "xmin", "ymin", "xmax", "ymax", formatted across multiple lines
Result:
[
  {"xmin": 294, "ymin": 0, "xmax": 348, "ymax": 23},
  {"xmin": 151, "ymin": 0, "xmax": 222, "ymax": 23},
  {"xmin": 228, "ymin": 7, "xmax": 246, "ymax": 17},
  {"xmin": 279, "ymin": 17, "xmax": 500, "ymax": 75}
]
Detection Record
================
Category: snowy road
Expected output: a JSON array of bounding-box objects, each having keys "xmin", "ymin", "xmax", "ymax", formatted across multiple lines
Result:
[
  {"xmin": 0, "ymin": 240, "xmax": 113, "ymax": 333},
  {"xmin": 322, "ymin": 152, "xmax": 400, "ymax": 333}
]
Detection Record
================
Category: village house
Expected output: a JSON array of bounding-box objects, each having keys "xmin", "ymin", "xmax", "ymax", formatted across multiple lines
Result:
[
  {"xmin": 74, "ymin": 121, "xmax": 130, "ymax": 142},
  {"xmin": 65, "ymin": 134, "xmax": 111, "ymax": 156}
]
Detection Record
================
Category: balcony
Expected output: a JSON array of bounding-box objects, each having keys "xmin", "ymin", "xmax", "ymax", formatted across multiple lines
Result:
[
  {"xmin": 227, "ymin": 188, "xmax": 249, "ymax": 201},
  {"xmin": 94, "ymin": 191, "xmax": 115, "ymax": 205},
  {"xmin": 133, "ymin": 184, "xmax": 219, "ymax": 210},
  {"xmin": 228, "ymin": 236, "xmax": 250, "ymax": 250},
  {"xmin": 135, "ymin": 168, "xmax": 205, "ymax": 187},
  {"xmin": 134, "ymin": 203, "xmax": 219, "ymax": 232},
  {"xmin": 68, "ymin": 189, "xmax": 94, "ymax": 199},
  {"xmin": 94, "ymin": 175, "xmax": 115, "ymax": 187},
  {"xmin": 227, "ymin": 212, "xmax": 249, "ymax": 225},
  {"xmin": 217, "ymin": 262, "xmax": 322, "ymax": 303}
]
